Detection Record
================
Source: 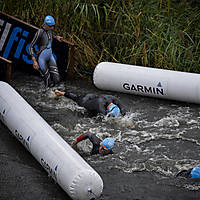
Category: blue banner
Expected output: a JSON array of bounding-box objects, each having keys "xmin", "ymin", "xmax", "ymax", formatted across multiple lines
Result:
[{"xmin": 0, "ymin": 12, "xmax": 69, "ymax": 80}]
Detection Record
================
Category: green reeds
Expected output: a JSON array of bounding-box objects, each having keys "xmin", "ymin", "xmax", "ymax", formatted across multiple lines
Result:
[{"xmin": 1, "ymin": 0, "xmax": 199, "ymax": 76}]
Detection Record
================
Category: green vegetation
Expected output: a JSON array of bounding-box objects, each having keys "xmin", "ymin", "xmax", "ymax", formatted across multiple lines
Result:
[{"xmin": 1, "ymin": 0, "xmax": 200, "ymax": 76}]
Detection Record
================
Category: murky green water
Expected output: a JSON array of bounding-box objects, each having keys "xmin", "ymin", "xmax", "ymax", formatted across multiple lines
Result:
[{"xmin": 0, "ymin": 72, "xmax": 200, "ymax": 200}]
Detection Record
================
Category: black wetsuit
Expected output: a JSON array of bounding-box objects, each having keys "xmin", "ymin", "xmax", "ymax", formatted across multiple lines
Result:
[
  {"xmin": 64, "ymin": 92, "xmax": 126, "ymax": 116},
  {"xmin": 76, "ymin": 133, "xmax": 113, "ymax": 155},
  {"xmin": 29, "ymin": 28, "xmax": 60, "ymax": 87},
  {"xmin": 176, "ymin": 168, "xmax": 193, "ymax": 178}
]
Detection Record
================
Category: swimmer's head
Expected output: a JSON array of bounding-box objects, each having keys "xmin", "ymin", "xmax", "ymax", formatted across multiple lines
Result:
[
  {"xmin": 190, "ymin": 167, "xmax": 200, "ymax": 178},
  {"xmin": 44, "ymin": 15, "xmax": 55, "ymax": 26},
  {"xmin": 107, "ymin": 103, "xmax": 120, "ymax": 117},
  {"xmin": 99, "ymin": 137, "xmax": 114, "ymax": 155}
]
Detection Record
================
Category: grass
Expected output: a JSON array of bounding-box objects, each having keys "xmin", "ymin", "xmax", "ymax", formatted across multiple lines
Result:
[{"xmin": 1, "ymin": 0, "xmax": 200, "ymax": 77}]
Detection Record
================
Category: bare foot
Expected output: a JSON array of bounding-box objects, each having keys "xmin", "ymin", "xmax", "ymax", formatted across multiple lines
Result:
[{"xmin": 54, "ymin": 90, "xmax": 65, "ymax": 96}]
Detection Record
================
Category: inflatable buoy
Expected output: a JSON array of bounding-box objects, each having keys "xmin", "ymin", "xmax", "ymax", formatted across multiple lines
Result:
[
  {"xmin": 93, "ymin": 62, "xmax": 200, "ymax": 104},
  {"xmin": 0, "ymin": 81, "xmax": 103, "ymax": 200}
]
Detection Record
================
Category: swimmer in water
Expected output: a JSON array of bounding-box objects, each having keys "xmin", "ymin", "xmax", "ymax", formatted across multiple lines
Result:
[
  {"xmin": 54, "ymin": 89, "xmax": 126, "ymax": 117},
  {"xmin": 72, "ymin": 133, "xmax": 115, "ymax": 156},
  {"xmin": 176, "ymin": 166, "xmax": 200, "ymax": 179}
]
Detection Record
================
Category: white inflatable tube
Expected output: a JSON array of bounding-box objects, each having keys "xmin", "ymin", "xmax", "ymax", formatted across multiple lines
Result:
[
  {"xmin": 0, "ymin": 81, "xmax": 103, "ymax": 200},
  {"xmin": 93, "ymin": 62, "xmax": 200, "ymax": 104}
]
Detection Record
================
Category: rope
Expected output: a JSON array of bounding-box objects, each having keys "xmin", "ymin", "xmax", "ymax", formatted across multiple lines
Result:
[{"xmin": 72, "ymin": 56, "xmax": 94, "ymax": 77}]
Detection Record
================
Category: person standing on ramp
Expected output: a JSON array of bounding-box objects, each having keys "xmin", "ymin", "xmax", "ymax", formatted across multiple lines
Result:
[{"xmin": 29, "ymin": 15, "xmax": 63, "ymax": 88}]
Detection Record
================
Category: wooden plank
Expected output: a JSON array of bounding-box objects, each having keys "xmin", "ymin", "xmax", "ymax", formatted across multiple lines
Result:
[
  {"xmin": 5, "ymin": 62, "xmax": 12, "ymax": 83},
  {"xmin": 0, "ymin": 55, "xmax": 12, "ymax": 83},
  {"xmin": 0, "ymin": 55, "xmax": 12, "ymax": 64}
]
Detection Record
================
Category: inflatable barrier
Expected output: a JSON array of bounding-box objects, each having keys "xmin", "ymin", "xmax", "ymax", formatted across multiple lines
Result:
[
  {"xmin": 0, "ymin": 81, "xmax": 103, "ymax": 200},
  {"xmin": 93, "ymin": 62, "xmax": 200, "ymax": 104}
]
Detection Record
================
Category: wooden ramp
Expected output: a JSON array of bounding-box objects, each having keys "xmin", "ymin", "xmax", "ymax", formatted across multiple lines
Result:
[{"xmin": 0, "ymin": 11, "xmax": 75, "ymax": 81}]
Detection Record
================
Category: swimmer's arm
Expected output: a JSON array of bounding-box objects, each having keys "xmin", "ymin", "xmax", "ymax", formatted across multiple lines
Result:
[
  {"xmin": 29, "ymin": 29, "xmax": 43, "ymax": 57},
  {"xmin": 72, "ymin": 134, "xmax": 88, "ymax": 148},
  {"xmin": 113, "ymin": 98, "xmax": 127, "ymax": 116}
]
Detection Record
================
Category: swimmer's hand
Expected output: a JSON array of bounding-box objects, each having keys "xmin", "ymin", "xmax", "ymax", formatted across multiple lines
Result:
[
  {"xmin": 56, "ymin": 36, "xmax": 63, "ymax": 42},
  {"xmin": 72, "ymin": 140, "xmax": 78, "ymax": 150},
  {"xmin": 32, "ymin": 57, "xmax": 39, "ymax": 70}
]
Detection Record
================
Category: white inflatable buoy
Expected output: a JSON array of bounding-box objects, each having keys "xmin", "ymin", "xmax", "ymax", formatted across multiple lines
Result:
[
  {"xmin": 93, "ymin": 62, "xmax": 200, "ymax": 104},
  {"xmin": 0, "ymin": 81, "xmax": 103, "ymax": 200}
]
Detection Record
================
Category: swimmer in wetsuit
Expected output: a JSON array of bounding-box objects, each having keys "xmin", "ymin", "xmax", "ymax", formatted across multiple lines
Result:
[
  {"xmin": 176, "ymin": 166, "xmax": 200, "ymax": 179},
  {"xmin": 72, "ymin": 133, "xmax": 114, "ymax": 155},
  {"xmin": 29, "ymin": 15, "xmax": 63, "ymax": 88},
  {"xmin": 54, "ymin": 89, "xmax": 127, "ymax": 117}
]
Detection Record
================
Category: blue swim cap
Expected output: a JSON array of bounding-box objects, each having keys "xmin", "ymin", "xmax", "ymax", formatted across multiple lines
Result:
[
  {"xmin": 44, "ymin": 16, "xmax": 55, "ymax": 26},
  {"xmin": 102, "ymin": 138, "xmax": 114, "ymax": 150},
  {"xmin": 107, "ymin": 103, "xmax": 120, "ymax": 117},
  {"xmin": 190, "ymin": 167, "xmax": 200, "ymax": 178}
]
